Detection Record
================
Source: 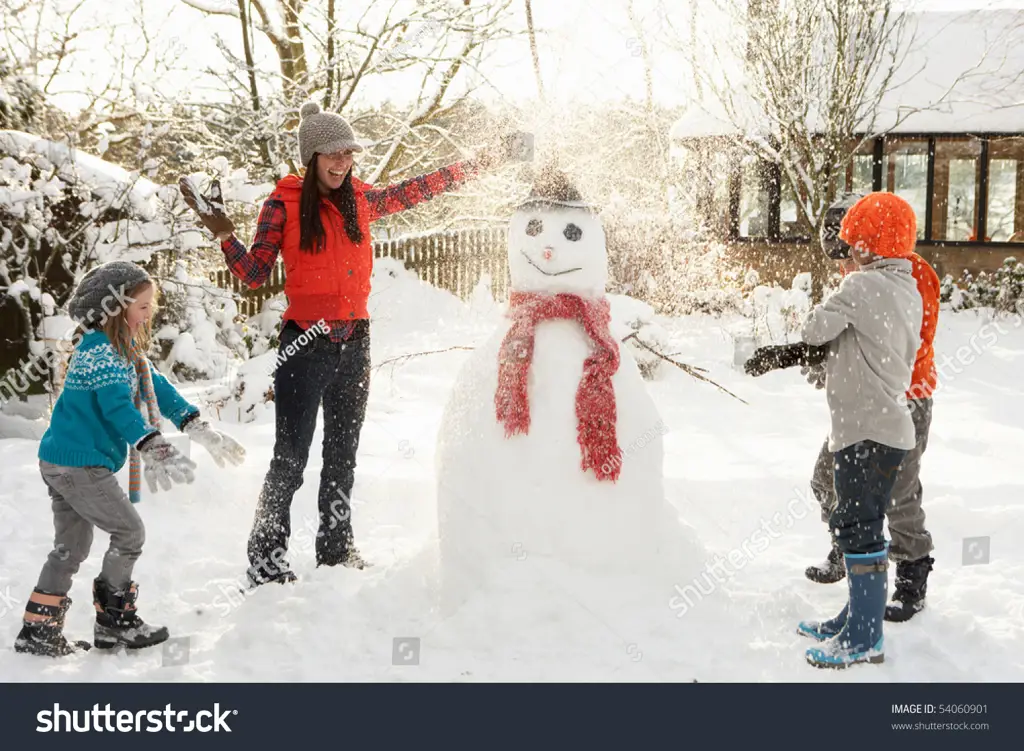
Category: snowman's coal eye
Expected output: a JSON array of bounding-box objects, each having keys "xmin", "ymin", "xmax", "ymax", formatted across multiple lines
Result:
[
  {"xmin": 563, "ymin": 223, "xmax": 583, "ymax": 242},
  {"xmin": 526, "ymin": 219, "xmax": 543, "ymax": 237}
]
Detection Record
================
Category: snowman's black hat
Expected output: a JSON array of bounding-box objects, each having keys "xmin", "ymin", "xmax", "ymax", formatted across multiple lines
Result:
[{"xmin": 516, "ymin": 165, "xmax": 596, "ymax": 212}]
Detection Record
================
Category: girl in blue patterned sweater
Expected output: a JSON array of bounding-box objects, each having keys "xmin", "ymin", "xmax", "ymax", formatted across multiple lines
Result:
[{"xmin": 15, "ymin": 261, "xmax": 245, "ymax": 657}]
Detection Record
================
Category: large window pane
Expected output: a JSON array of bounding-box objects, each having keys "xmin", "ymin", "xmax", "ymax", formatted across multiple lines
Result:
[
  {"xmin": 987, "ymin": 138, "xmax": 1024, "ymax": 243},
  {"xmin": 738, "ymin": 156, "xmax": 769, "ymax": 238},
  {"xmin": 779, "ymin": 181, "xmax": 810, "ymax": 239},
  {"xmin": 846, "ymin": 139, "xmax": 876, "ymax": 193},
  {"xmin": 672, "ymin": 142, "xmax": 732, "ymax": 238},
  {"xmin": 932, "ymin": 138, "xmax": 982, "ymax": 241},
  {"xmin": 883, "ymin": 138, "xmax": 928, "ymax": 239}
]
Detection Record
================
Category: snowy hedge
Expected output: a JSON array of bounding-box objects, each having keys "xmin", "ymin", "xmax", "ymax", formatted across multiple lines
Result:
[
  {"xmin": 0, "ymin": 131, "xmax": 273, "ymax": 420},
  {"xmin": 941, "ymin": 257, "xmax": 1024, "ymax": 316}
]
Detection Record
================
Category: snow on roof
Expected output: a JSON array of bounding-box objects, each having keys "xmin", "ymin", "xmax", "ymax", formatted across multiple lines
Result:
[
  {"xmin": 0, "ymin": 129, "xmax": 160, "ymax": 218},
  {"xmin": 879, "ymin": 10, "xmax": 1024, "ymax": 132},
  {"xmin": 671, "ymin": 9, "xmax": 1024, "ymax": 140},
  {"xmin": 669, "ymin": 104, "xmax": 738, "ymax": 140}
]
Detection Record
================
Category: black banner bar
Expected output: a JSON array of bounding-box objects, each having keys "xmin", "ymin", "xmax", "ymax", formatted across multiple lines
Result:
[{"xmin": 0, "ymin": 683, "xmax": 1019, "ymax": 749}]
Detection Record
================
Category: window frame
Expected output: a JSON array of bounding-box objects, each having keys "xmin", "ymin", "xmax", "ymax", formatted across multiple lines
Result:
[{"xmin": 716, "ymin": 131, "xmax": 1024, "ymax": 247}]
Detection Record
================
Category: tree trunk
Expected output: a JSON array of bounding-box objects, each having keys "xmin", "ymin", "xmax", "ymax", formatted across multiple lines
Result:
[
  {"xmin": 324, "ymin": 0, "xmax": 336, "ymax": 109},
  {"xmin": 237, "ymin": 0, "xmax": 273, "ymax": 167},
  {"xmin": 278, "ymin": 0, "xmax": 309, "ymax": 119},
  {"xmin": 524, "ymin": 0, "xmax": 544, "ymax": 101}
]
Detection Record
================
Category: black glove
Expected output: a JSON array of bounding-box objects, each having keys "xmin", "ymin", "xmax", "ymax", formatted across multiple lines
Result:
[{"xmin": 743, "ymin": 342, "xmax": 828, "ymax": 377}]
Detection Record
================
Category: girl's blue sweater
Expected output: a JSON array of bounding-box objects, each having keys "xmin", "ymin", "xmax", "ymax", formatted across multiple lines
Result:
[{"xmin": 38, "ymin": 330, "xmax": 198, "ymax": 472}]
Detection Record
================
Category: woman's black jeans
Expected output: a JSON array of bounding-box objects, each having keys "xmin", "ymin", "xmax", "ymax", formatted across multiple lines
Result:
[
  {"xmin": 830, "ymin": 440, "xmax": 908, "ymax": 555},
  {"xmin": 247, "ymin": 320, "xmax": 371, "ymax": 582}
]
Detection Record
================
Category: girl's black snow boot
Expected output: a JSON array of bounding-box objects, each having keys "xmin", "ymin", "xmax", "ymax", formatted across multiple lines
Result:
[
  {"xmin": 885, "ymin": 555, "xmax": 934, "ymax": 622},
  {"xmin": 92, "ymin": 578, "xmax": 169, "ymax": 650},
  {"xmin": 13, "ymin": 589, "xmax": 92, "ymax": 657},
  {"xmin": 805, "ymin": 543, "xmax": 846, "ymax": 584}
]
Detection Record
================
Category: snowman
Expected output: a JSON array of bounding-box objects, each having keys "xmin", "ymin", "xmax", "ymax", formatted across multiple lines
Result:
[{"xmin": 434, "ymin": 169, "xmax": 704, "ymax": 605}]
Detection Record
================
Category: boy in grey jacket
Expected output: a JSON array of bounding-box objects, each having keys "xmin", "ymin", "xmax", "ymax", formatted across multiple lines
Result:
[{"xmin": 796, "ymin": 192, "xmax": 923, "ymax": 669}]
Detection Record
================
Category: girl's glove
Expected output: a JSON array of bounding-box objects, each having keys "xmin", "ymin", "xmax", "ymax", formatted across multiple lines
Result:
[
  {"xmin": 138, "ymin": 434, "xmax": 197, "ymax": 492},
  {"xmin": 178, "ymin": 176, "xmax": 235, "ymax": 240},
  {"xmin": 183, "ymin": 418, "xmax": 246, "ymax": 467}
]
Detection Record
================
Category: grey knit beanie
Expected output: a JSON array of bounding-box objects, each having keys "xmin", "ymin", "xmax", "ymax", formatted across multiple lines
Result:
[
  {"xmin": 297, "ymin": 102, "xmax": 363, "ymax": 168},
  {"xmin": 68, "ymin": 261, "xmax": 151, "ymax": 329}
]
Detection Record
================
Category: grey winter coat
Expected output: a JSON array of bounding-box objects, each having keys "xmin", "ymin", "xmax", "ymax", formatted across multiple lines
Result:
[{"xmin": 801, "ymin": 257, "xmax": 923, "ymax": 452}]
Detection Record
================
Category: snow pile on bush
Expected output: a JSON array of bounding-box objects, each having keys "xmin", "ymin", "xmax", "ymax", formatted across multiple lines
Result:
[
  {"xmin": 743, "ymin": 271, "xmax": 813, "ymax": 343},
  {"xmin": 942, "ymin": 257, "xmax": 1024, "ymax": 316},
  {"xmin": 241, "ymin": 294, "xmax": 287, "ymax": 358},
  {"xmin": 608, "ymin": 293, "xmax": 670, "ymax": 380},
  {"xmin": 195, "ymin": 293, "xmax": 286, "ymax": 425},
  {"xmin": 151, "ymin": 259, "xmax": 247, "ymax": 382},
  {"xmin": 726, "ymin": 272, "xmax": 813, "ymax": 368}
]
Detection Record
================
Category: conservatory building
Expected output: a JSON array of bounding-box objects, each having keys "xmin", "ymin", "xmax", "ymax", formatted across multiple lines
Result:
[{"xmin": 670, "ymin": 9, "xmax": 1024, "ymax": 284}]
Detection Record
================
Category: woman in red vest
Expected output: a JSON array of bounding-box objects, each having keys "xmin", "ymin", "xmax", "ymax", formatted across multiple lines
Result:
[{"xmin": 181, "ymin": 102, "xmax": 504, "ymax": 585}]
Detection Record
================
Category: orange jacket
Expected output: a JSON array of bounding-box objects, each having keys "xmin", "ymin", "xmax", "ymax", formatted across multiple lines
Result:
[
  {"xmin": 260, "ymin": 162, "xmax": 475, "ymax": 322},
  {"xmin": 907, "ymin": 253, "xmax": 939, "ymax": 400},
  {"xmin": 270, "ymin": 174, "xmax": 375, "ymax": 322}
]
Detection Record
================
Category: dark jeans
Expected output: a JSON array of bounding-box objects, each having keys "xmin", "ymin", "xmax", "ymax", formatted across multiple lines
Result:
[
  {"xmin": 830, "ymin": 441, "xmax": 908, "ymax": 556},
  {"xmin": 811, "ymin": 399, "xmax": 934, "ymax": 561},
  {"xmin": 247, "ymin": 320, "xmax": 371, "ymax": 580}
]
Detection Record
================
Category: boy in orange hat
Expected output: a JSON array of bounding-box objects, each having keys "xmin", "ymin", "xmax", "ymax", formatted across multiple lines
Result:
[
  {"xmin": 802, "ymin": 199, "xmax": 939, "ymax": 625},
  {"xmin": 795, "ymin": 192, "xmax": 923, "ymax": 668}
]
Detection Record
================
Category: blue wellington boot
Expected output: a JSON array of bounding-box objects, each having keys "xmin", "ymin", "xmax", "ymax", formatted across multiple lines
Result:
[{"xmin": 805, "ymin": 546, "xmax": 889, "ymax": 668}]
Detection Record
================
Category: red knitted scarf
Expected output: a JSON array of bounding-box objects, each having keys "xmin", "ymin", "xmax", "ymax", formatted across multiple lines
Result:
[{"xmin": 495, "ymin": 291, "xmax": 622, "ymax": 482}]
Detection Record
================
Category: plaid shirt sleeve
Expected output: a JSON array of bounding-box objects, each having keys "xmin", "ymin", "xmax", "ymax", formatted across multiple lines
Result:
[
  {"xmin": 364, "ymin": 161, "xmax": 479, "ymax": 223},
  {"xmin": 221, "ymin": 197, "xmax": 286, "ymax": 289}
]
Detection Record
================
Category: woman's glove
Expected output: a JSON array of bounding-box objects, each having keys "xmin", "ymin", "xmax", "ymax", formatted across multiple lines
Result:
[
  {"xmin": 138, "ymin": 434, "xmax": 197, "ymax": 492},
  {"xmin": 178, "ymin": 176, "xmax": 235, "ymax": 240},
  {"xmin": 183, "ymin": 418, "xmax": 246, "ymax": 467}
]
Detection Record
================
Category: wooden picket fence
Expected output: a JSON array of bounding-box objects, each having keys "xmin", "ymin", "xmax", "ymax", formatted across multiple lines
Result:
[{"xmin": 212, "ymin": 226, "xmax": 510, "ymax": 317}]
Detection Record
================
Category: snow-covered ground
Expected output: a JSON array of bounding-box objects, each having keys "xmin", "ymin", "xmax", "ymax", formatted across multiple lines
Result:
[{"xmin": 0, "ymin": 265, "xmax": 1021, "ymax": 682}]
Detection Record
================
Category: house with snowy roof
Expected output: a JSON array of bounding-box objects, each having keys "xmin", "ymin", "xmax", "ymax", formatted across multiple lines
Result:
[{"xmin": 670, "ymin": 7, "xmax": 1024, "ymax": 282}]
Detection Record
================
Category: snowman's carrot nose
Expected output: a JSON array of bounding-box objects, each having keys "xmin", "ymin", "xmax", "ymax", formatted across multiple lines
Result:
[{"xmin": 543, "ymin": 247, "xmax": 554, "ymax": 260}]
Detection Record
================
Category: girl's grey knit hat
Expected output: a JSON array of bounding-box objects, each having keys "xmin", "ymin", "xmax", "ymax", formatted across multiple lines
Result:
[{"xmin": 68, "ymin": 261, "xmax": 151, "ymax": 329}]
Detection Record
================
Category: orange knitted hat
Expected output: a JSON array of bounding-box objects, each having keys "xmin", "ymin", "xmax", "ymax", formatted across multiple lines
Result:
[{"xmin": 838, "ymin": 192, "xmax": 917, "ymax": 259}]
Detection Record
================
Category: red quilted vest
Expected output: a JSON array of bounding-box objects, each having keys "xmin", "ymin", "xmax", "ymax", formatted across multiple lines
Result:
[{"xmin": 270, "ymin": 174, "xmax": 374, "ymax": 321}]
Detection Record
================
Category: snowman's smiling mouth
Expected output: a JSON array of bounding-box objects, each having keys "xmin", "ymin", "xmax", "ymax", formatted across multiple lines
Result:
[{"xmin": 520, "ymin": 249, "xmax": 582, "ymax": 277}]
